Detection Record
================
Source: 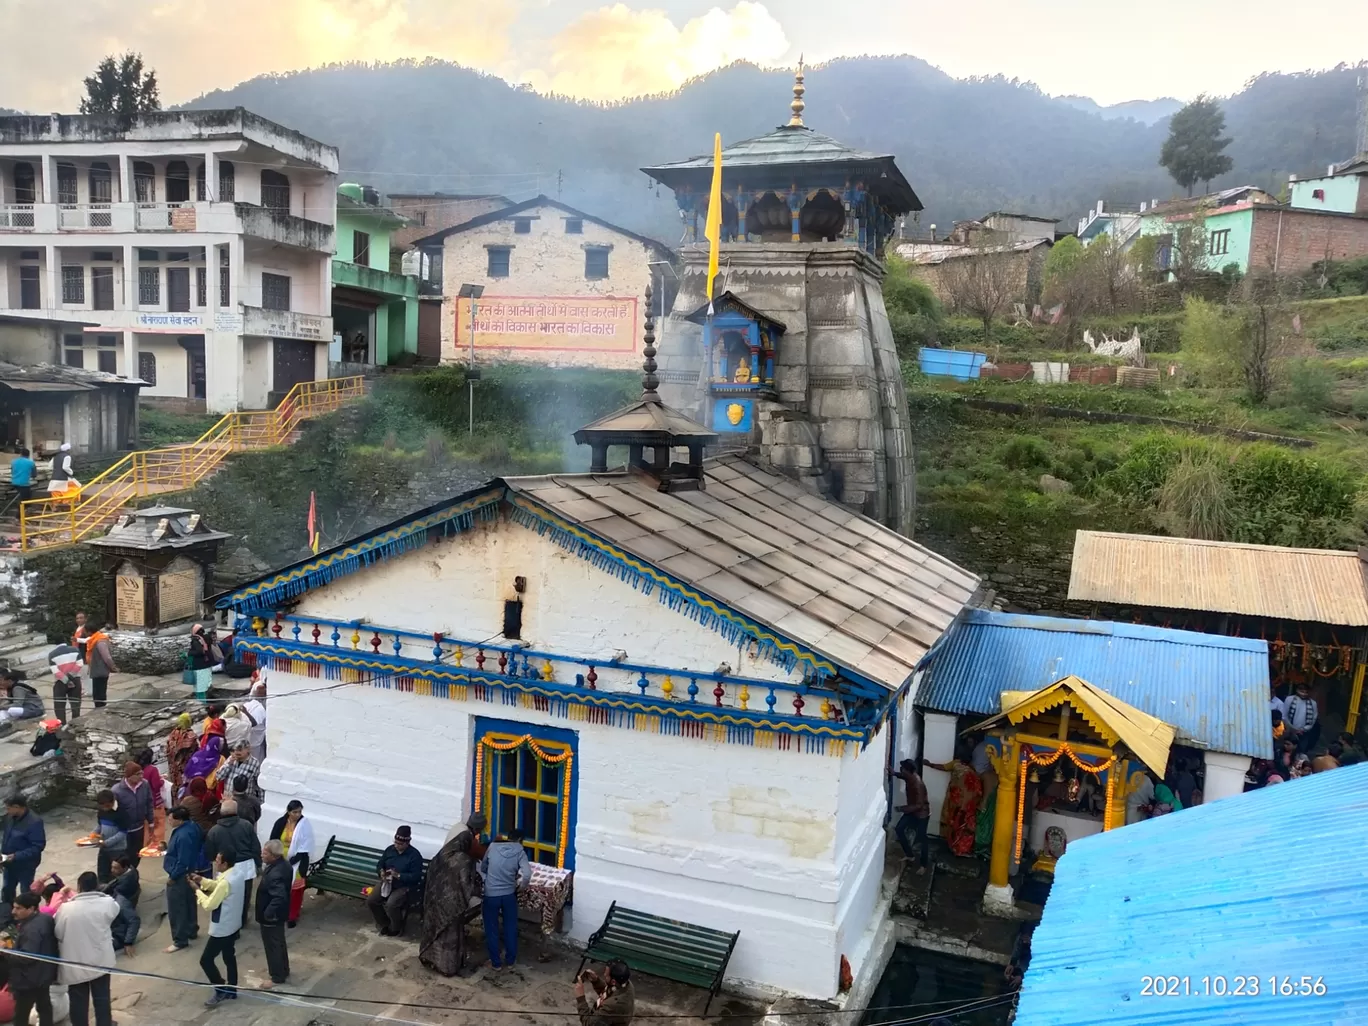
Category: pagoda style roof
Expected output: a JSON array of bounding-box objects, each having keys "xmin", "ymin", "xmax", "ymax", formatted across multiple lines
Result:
[
  {"xmin": 642, "ymin": 125, "xmax": 922, "ymax": 213},
  {"xmin": 683, "ymin": 291, "xmax": 787, "ymax": 330},
  {"xmin": 573, "ymin": 400, "xmax": 718, "ymax": 446},
  {"xmin": 86, "ymin": 505, "xmax": 230, "ymax": 551}
]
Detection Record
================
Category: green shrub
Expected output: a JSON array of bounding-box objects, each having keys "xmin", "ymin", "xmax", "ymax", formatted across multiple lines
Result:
[
  {"xmin": 1001, "ymin": 436, "xmax": 1052, "ymax": 472},
  {"xmin": 1154, "ymin": 451, "xmax": 1234, "ymax": 540},
  {"xmin": 1283, "ymin": 360, "xmax": 1335, "ymax": 413},
  {"xmin": 1179, "ymin": 296, "xmax": 1244, "ymax": 386}
]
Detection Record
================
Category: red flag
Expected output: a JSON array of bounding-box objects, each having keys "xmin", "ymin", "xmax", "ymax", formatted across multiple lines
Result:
[{"xmin": 308, "ymin": 491, "xmax": 319, "ymax": 554}]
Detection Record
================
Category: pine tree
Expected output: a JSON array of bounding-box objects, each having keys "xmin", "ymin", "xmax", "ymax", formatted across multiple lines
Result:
[
  {"xmin": 1159, "ymin": 95, "xmax": 1234, "ymax": 196},
  {"xmin": 79, "ymin": 53, "xmax": 161, "ymax": 116}
]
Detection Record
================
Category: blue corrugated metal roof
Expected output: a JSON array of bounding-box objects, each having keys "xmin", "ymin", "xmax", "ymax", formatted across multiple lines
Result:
[
  {"xmin": 1015, "ymin": 764, "xmax": 1368, "ymax": 1026},
  {"xmin": 916, "ymin": 609, "xmax": 1271, "ymax": 758}
]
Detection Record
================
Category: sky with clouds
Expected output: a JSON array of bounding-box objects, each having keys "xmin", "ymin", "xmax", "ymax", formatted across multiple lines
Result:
[{"xmin": 1, "ymin": 0, "xmax": 1365, "ymax": 111}]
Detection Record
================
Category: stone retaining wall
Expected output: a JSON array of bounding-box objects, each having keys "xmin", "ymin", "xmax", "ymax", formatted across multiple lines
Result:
[{"xmin": 61, "ymin": 698, "xmax": 199, "ymax": 799}]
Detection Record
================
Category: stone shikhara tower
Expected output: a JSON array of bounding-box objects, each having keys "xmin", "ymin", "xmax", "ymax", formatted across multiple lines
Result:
[{"xmin": 642, "ymin": 65, "xmax": 922, "ymax": 536}]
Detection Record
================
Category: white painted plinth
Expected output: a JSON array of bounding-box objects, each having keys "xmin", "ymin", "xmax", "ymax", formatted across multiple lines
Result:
[{"xmin": 1203, "ymin": 751, "xmax": 1252, "ymax": 802}]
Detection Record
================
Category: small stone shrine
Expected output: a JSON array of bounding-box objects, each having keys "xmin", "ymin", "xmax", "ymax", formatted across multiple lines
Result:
[
  {"xmin": 642, "ymin": 63, "xmax": 922, "ymax": 534},
  {"xmin": 84, "ymin": 506, "xmax": 231, "ymax": 672}
]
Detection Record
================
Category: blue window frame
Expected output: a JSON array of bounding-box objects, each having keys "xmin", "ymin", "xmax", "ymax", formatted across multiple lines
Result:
[{"xmin": 472, "ymin": 717, "xmax": 579, "ymax": 869}]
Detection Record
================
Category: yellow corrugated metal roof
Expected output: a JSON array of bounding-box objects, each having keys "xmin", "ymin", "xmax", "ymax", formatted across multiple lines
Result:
[
  {"xmin": 976, "ymin": 674, "xmax": 1176, "ymax": 775},
  {"xmin": 1068, "ymin": 531, "xmax": 1368, "ymax": 627}
]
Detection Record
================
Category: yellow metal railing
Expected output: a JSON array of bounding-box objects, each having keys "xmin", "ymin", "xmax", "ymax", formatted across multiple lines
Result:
[{"xmin": 18, "ymin": 376, "xmax": 365, "ymax": 552}]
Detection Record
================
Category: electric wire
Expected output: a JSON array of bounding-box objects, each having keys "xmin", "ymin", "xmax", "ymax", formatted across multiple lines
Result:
[{"xmin": 0, "ymin": 948, "xmax": 1016, "ymax": 1024}]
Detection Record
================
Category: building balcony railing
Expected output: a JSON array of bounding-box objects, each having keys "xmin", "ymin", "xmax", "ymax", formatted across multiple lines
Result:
[
  {"xmin": 332, "ymin": 259, "xmax": 418, "ymax": 299},
  {"xmin": 0, "ymin": 204, "xmax": 36, "ymax": 230},
  {"xmin": 59, "ymin": 204, "xmax": 117, "ymax": 230},
  {"xmin": 235, "ymin": 203, "xmax": 334, "ymax": 253},
  {"xmin": 135, "ymin": 201, "xmax": 196, "ymax": 231}
]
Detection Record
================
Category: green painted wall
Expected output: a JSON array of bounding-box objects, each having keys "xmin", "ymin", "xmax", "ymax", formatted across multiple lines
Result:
[
  {"xmin": 332, "ymin": 188, "xmax": 419, "ymax": 365},
  {"xmin": 336, "ymin": 204, "xmax": 396, "ymax": 271},
  {"xmin": 1291, "ymin": 173, "xmax": 1363, "ymax": 214},
  {"xmin": 1136, "ymin": 207, "xmax": 1254, "ymax": 274}
]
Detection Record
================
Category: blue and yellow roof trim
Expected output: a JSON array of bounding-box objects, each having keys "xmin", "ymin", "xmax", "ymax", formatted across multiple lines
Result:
[{"xmin": 217, "ymin": 480, "xmax": 885, "ymax": 699}]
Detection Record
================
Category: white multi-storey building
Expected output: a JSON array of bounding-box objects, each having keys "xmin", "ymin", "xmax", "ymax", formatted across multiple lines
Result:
[{"xmin": 0, "ymin": 110, "xmax": 338, "ymax": 412}]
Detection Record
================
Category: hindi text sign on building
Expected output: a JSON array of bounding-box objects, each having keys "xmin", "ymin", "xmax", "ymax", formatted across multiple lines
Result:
[{"xmin": 454, "ymin": 296, "xmax": 638, "ymax": 355}]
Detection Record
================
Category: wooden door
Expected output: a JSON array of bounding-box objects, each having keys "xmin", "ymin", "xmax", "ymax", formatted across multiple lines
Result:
[
  {"xmin": 273, "ymin": 339, "xmax": 316, "ymax": 394},
  {"xmin": 167, "ymin": 267, "xmax": 191, "ymax": 312}
]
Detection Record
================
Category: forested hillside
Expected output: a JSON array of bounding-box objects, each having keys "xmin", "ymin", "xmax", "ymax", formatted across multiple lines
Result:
[{"xmin": 178, "ymin": 57, "xmax": 1366, "ymax": 242}]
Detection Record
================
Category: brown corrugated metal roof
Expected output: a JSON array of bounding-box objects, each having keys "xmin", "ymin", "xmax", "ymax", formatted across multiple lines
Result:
[
  {"xmin": 506, "ymin": 454, "xmax": 981, "ymax": 689},
  {"xmin": 1068, "ymin": 531, "xmax": 1368, "ymax": 626}
]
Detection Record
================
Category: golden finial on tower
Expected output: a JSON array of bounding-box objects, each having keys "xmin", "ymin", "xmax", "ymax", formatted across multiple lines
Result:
[{"xmin": 787, "ymin": 55, "xmax": 806, "ymax": 127}]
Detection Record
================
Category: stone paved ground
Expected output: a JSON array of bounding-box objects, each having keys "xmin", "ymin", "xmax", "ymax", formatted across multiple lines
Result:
[
  {"xmin": 37, "ymin": 803, "xmax": 776, "ymax": 1026},
  {"xmin": 20, "ymin": 672, "xmax": 791, "ymax": 1026}
]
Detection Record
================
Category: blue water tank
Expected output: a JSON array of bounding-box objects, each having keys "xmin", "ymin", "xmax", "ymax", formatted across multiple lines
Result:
[{"xmin": 918, "ymin": 348, "xmax": 987, "ymax": 381}]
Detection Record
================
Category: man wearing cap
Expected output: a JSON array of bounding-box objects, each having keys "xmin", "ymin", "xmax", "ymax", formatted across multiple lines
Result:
[
  {"xmin": 367, "ymin": 826, "xmax": 424, "ymax": 936},
  {"xmin": 576, "ymin": 959, "xmax": 636, "ymax": 1026},
  {"xmin": 46, "ymin": 442, "xmax": 79, "ymax": 497}
]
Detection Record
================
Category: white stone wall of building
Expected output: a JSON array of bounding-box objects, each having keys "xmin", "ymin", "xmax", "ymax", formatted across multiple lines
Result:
[
  {"xmin": 246, "ymin": 514, "xmax": 898, "ymax": 997},
  {"xmin": 260, "ymin": 667, "xmax": 883, "ymax": 998},
  {"xmin": 437, "ymin": 203, "xmax": 660, "ymax": 370},
  {"xmin": 288, "ymin": 516, "xmax": 805, "ymax": 691}
]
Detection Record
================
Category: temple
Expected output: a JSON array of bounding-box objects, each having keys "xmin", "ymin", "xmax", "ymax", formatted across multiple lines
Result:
[
  {"xmin": 219, "ymin": 298, "xmax": 983, "ymax": 1000},
  {"xmin": 642, "ymin": 64, "xmax": 923, "ymax": 535}
]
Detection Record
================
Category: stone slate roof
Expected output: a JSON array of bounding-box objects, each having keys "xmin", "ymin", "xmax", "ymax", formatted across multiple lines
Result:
[
  {"xmin": 505, "ymin": 454, "xmax": 981, "ymax": 690},
  {"xmin": 0, "ymin": 359, "xmax": 146, "ymax": 390},
  {"xmin": 87, "ymin": 505, "xmax": 231, "ymax": 551},
  {"xmin": 642, "ymin": 125, "xmax": 922, "ymax": 213}
]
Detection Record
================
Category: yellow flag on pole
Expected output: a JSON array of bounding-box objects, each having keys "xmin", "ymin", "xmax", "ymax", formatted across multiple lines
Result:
[{"xmin": 704, "ymin": 132, "xmax": 723, "ymax": 304}]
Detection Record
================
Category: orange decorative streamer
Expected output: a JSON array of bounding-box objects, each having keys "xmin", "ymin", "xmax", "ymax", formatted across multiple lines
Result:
[
  {"xmin": 471, "ymin": 733, "xmax": 574, "ymax": 867},
  {"xmin": 1013, "ymin": 742, "xmax": 1119, "ymax": 862}
]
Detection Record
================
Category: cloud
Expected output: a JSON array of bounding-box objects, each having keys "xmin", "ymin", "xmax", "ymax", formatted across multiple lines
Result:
[
  {"xmin": 522, "ymin": 2, "xmax": 789, "ymax": 100},
  {"xmin": 0, "ymin": 0, "xmax": 517, "ymax": 111}
]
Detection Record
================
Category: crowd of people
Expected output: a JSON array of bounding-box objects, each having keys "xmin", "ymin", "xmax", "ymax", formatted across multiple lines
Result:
[{"xmin": 1252, "ymin": 680, "xmax": 1361, "ymax": 787}]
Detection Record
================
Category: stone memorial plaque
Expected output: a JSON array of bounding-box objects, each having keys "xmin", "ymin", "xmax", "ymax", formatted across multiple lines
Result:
[
  {"xmin": 116, "ymin": 574, "xmax": 144, "ymax": 628},
  {"xmin": 158, "ymin": 567, "xmax": 199, "ymax": 623}
]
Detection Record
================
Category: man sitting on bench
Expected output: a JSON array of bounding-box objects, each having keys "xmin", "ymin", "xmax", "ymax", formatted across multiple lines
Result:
[{"xmin": 367, "ymin": 825, "xmax": 424, "ymax": 936}]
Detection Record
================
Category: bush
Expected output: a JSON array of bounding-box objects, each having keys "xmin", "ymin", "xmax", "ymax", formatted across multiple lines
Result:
[
  {"xmin": 936, "ymin": 319, "xmax": 1040, "ymax": 351},
  {"xmin": 1178, "ymin": 296, "xmax": 1244, "ymax": 386},
  {"xmin": 1154, "ymin": 451, "xmax": 1234, "ymax": 540},
  {"xmin": 1308, "ymin": 256, "xmax": 1368, "ymax": 297},
  {"xmin": 1001, "ymin": 436, "xmax": 1052, "ymax": 472},
  {"xmin": 1283, "ymin": 360, "xmax": 1335, "ymax": 413}
]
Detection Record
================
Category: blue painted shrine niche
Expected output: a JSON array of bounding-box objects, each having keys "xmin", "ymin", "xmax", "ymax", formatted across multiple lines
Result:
[{"xmin": 684, "ymin": 292, "xmax": 785, "ymax": 434}]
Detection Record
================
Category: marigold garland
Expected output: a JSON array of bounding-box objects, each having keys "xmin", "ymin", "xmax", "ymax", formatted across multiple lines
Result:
[
  {"xmin": 473, "ymin": 733, "xmax": 574, "ymax": 867},
  {"xmin": 1013, "ymin": 742, "xmax": 1120, "ymax": 862}
]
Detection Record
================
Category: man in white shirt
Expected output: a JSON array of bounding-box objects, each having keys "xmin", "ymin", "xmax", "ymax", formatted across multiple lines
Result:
[
  {"xmin": 55, "ymin": 872, "xmax": 119, "ymax": 1026},
  {"xmin": 244, "ymin": 681, "xmax": 267, "ymax": 763}
]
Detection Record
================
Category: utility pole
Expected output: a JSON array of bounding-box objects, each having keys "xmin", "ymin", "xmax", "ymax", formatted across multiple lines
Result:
[
  {"xmin": 557, "ymin": 169, "xmax": 563, "ymax": 200},
  {"xmin": 1357, "ymin": 72, "xmax": 1368, "ymax": 156}
]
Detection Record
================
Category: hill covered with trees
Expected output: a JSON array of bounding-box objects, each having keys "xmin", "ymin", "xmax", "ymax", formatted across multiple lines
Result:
[{"xmin": 177, "ymin": 57, "xmax": 1366, "ymax": 243}]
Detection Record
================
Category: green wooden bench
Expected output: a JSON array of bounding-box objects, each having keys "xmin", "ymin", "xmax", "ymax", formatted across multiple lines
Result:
[
  {"xmin": 577, "ymin": 901, "xmax": 739, "ymax": 1014},
  {"xmin": 307, "ymin": 835, "xmax": 431, "ymax": 930}
]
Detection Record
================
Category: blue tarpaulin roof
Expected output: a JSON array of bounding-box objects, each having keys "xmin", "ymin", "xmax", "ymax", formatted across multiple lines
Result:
[
  {"xmin": 1015, "ymin": 764, "xmax": 1368, "ymax": 1026},
  {"xmin": 916, "ymin": 610, "xmax": 1271, "ymax": 758}
]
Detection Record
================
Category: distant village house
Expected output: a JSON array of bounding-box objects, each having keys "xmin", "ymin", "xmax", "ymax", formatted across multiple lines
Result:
[{"xmin": 412, "ymin": 196, "xmax": 675, "ymax": 371}]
